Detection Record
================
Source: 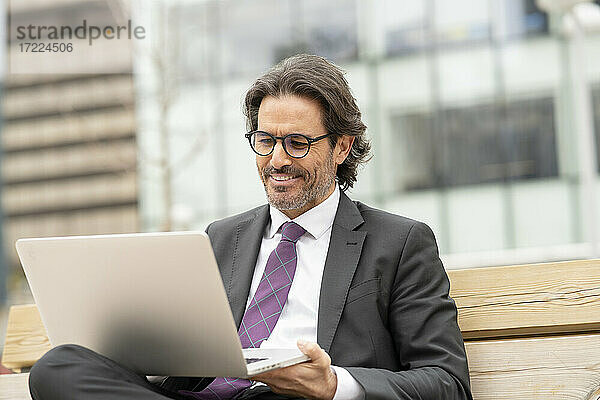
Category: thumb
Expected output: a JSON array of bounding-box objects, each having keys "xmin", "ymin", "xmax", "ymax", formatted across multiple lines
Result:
[{"xmin": 297, "ymin": 340, "xmax": 323, "ymax": 360}]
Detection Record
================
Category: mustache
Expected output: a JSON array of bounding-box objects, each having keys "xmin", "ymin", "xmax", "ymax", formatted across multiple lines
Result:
[{"xmin": 262, "ymin": 165, "xmax": 307, "ymax": 178}]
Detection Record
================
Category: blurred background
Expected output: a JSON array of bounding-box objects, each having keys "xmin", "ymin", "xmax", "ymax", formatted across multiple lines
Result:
[{"xmin": 1, "ymin": 0, "xmax": 600, "ymax": 351}]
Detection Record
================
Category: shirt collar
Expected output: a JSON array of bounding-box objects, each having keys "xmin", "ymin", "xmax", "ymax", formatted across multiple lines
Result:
[{"xmin": 267, "ymin": 184, "xmax": 341, "ymax": 240}]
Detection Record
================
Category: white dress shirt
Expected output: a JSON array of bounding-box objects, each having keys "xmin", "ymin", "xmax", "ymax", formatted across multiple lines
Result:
[{"xmin": 246, "ymin": 185, "xmax": 364, "ymax": 400}]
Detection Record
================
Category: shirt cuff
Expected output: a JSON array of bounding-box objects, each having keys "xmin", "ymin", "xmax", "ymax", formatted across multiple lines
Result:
[{"xmin": 330, "ymin": 366, "xmax": 365, "ymax": 400}]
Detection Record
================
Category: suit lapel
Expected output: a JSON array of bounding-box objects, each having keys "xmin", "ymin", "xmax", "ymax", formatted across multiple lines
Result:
[
  {"xmin": 227, "ymin": 205, "xmax": 270, "ymax": 327},
  {"xmin": 317, "ymin": 192, "xmax": 366, "ymax": 353}
]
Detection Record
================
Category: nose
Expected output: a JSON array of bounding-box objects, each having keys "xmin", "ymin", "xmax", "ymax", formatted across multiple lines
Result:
[{"xmin": 269, "ymin": 140, "xmax": 292, "ymax": 169}]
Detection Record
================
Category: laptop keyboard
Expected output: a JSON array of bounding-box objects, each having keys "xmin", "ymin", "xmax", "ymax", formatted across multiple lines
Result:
[{"xmin": 245, "ymin": 357, "xmax": 268, "ymax": 364}]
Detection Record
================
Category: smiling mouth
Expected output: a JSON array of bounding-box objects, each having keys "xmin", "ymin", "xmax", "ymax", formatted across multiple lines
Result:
[
  {"xmin": 270, "ymin": 174, "xmax": 300, "ymax": 182},
  {"xmin": 267, "ymin": 172, "xmax": 305, "ymax": 187}
]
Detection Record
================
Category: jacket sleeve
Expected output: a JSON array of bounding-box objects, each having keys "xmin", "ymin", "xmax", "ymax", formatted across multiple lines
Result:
[{"xmin": 345, "ymin": 222, "xmax": 472, "ymax": 400}]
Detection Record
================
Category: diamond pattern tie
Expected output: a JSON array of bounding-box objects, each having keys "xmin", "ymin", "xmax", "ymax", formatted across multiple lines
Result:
[{"xmin": 179, "ymin": 221, "xmax": 306, "ymax": 400}]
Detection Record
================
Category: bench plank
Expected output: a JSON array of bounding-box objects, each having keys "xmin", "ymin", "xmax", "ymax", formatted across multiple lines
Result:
[
  {"xmin": 3, "ymin": 335, "xmax": 600, "ymax": 400},
  {"xmin": 466, "ymin": 333, "xmax": 600, "ymax": 400},
  {"xmin": 1, "ymin": 305, "xmax": 51, "ymax": 370},
  {"xmin": 0, "ymin": 373, "xmax": 31, "ymax": 400},
  {"xmin": 3, "ymin": 259, "xmax": 600, "ymax": 399},
  {"xmin": 449, "ymin": 259, "xmax": 600, "ymax": 339}
]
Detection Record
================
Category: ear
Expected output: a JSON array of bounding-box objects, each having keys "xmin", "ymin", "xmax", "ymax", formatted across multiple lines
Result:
[{"xmin": 333, "ymin": 135, "xmax": 355, "ymax": 166}]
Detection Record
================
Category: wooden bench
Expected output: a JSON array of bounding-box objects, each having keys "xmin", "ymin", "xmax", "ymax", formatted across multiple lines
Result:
[{"xmin": 2, "ymin": 259, "xmax": 600, "ymax": 400}]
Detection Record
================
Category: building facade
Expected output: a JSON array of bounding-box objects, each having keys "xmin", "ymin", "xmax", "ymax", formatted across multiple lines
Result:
[
  {"xmin": 1, "ymin": 0, "xmax": 140, "ymax": 303},
  {"xmin": 136, "ymin": 0, "xmax": 600, "ymax": 268}
]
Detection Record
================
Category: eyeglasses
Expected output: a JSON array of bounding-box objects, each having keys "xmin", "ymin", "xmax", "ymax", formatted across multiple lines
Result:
[{"xmin": 245, "ymin": 130, "xmax": 335, "ymax": 159}]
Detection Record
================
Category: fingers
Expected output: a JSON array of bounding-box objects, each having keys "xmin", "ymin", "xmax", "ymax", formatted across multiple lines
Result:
[{"xmin": 251, "ymin": 343, "xmax": 336, "ymax": 400}]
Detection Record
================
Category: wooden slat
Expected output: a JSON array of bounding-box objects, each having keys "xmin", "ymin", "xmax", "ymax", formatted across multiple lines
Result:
[
  {"xmin": 2, "ymin": 259, "xmax": 600, "ymax": 399},
  {"xmin": 1, "ymin": 336, "xmax": 600, "ymax": 400},
  {"xmin": 2, "ymin": 336, "xmax": 600, "ymax": 400},
  {"xmin": 466, "ymin": 333, "xmax": 600, "ymax": 400},
  {"xmin": 1, "ymin": 305, "xmax": 51, "ymax": 370},
  {"xmin": 448, "ymin": 259, "xmax": 600, "ymax": 339},
  {"xmin": 0, "ymin": 373, "xmax": 31, "ymax": 400}
]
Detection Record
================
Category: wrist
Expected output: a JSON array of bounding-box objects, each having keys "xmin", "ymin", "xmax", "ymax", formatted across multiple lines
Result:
[{"xmin": 322, "ymin": 366, "xmax": 338, "ymax": 400}]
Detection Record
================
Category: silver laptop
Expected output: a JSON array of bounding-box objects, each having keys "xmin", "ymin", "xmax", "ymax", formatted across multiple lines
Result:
[{"xmin": 16, "ymin": 231, "xmax": 309, "ymax": 378}]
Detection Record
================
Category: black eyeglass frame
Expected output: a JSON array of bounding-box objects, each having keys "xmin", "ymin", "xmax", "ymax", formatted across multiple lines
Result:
[{"xmin": 245, "ymin": 130, "xmax": 335, "ymax": 159}]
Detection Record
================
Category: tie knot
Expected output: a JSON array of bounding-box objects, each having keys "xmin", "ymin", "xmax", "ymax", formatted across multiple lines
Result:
[{"xmin": 280, "ymin": 221, "xmax": 305, "ymax": 243}]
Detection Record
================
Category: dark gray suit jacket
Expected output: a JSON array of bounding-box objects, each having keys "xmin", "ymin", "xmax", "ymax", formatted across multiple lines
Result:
[{"xmin": 206, "ymin": 192, "xmax": 472, "ymax": 400}]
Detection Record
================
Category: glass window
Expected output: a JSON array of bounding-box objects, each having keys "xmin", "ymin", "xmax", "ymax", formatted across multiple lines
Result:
[
  {"xmin": 383, "ymin": 0, "xmax": 428, "ymax": 55},
  {"xmin": 176, "ymin": 0, "xmax": 357, "ymax": 81},
  {"xmin": 434, "ymin": 0, "xmax": 491, "ymax": 45},
  {"xmin": 176, "ymin": 0, "xmax": 294, "ymax": 79},
  {"xmin": 391, "ymin": 97, "xmax": 559, "ymax": 191},
  {"xmin": 290, "ymin": 0, "xmax": 358, "ymax": 62},
  {"xmin": 384, "ymin": 0, "xmax": 493, "ymax": 55},
  {"xmin": 499, "ymin": 0, "xmax": 548, "ymax": 40}
]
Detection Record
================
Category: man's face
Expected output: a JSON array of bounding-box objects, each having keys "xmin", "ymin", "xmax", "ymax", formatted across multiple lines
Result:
[{"xmin": 255, "ymin": 95, "xmax": 344, "ymax": 218}]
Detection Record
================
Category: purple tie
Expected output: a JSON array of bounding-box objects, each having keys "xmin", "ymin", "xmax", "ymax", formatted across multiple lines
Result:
[{"xmin": 179, "ymin": 221, "xmax": 306, "ymax": 400}]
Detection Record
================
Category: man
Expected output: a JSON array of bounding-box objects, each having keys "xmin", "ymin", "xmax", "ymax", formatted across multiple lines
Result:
[{"xmin": 29, "ymin": 54, "xmax": 472, "ymax": 400}]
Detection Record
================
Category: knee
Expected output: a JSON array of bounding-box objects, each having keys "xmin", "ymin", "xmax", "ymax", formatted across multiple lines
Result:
[{"xmin": 29, "ymin": 344, "xmax": 91, "ymax": 399}]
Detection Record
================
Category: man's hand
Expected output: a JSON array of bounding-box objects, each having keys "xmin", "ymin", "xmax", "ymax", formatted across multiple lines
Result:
[{"xmin": 251, "ymin": 340, "xmax": 337, "ymax": 400}]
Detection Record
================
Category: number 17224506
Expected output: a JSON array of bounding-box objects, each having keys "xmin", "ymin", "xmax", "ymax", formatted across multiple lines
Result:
[{"xmin": 19, "ymin": 42, "xmax": 73, "ymax": 53}]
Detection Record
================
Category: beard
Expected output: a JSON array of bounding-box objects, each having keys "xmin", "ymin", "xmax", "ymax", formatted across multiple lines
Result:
[{"xmin": 258, "ymin": 154, "xmax": 337, "ymax": 212}]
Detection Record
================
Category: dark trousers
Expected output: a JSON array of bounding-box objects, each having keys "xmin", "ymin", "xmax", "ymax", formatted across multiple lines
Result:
[
  {"xmin": 29, "ymin": 344, "xmax": 296, "ymax": 400},
  {"xmin": 29, "ymin": 344, "xmax": 201, "ymax": 400}
]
